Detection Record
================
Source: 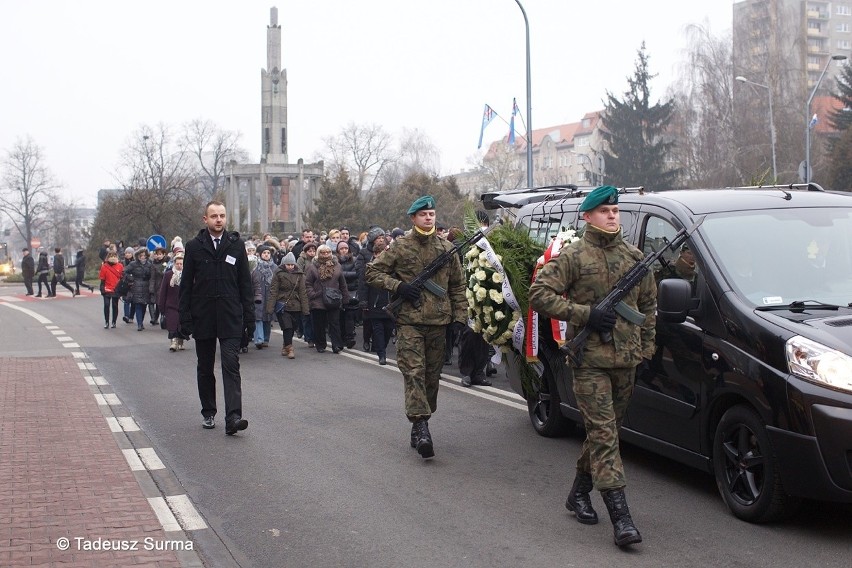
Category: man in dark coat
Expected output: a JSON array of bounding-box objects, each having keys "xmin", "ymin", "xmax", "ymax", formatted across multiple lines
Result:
[
  {"xmin": 179, "ymin": 201, "xmax": 255, "ymax": 435},
  {"xmin": 21, "ymin": 248, "xmax": 35, "ymax": 295},
  {"xmin": 50, "ymin": 247, "xmax": 76, "ymax": 297}
]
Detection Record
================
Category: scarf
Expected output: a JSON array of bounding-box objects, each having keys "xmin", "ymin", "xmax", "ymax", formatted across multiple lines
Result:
[
  {"xmin": 256, "ymin": 258, "xmax": 276, "ymax": 285},
  {"xmin": 170, "ymin": 269, "xmax": 182, "ymax": 287},
  {"xmin": 318, "ymin": 258, "xmax": 336, "ymax": 280}
]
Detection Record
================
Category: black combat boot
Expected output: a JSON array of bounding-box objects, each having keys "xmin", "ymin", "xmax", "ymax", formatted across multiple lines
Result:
[
  {"xmin": 410, "ymin": 422, "xmax": 418, "ymax": 449},
  {"xmin": 412, "ymin": 419, "xmax": 434, "ymax": 459},
  {"xmin": 601, "ymin": 488, "xmax": 642, "ymax": 546},
  {"xmin": 565, "ymin": 471, "xmax": 598, "ymax": 525}
]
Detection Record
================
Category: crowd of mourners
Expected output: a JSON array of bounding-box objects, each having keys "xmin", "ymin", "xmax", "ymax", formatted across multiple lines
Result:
[{"xmin": 93, "ymin": 224, "xmax": 475, "ymax": 365}]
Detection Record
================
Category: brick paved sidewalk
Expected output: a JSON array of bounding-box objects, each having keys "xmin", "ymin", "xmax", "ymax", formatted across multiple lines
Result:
[{"xmin": 0, "ymin": 356, "xmax": 183, "ymax": 567}]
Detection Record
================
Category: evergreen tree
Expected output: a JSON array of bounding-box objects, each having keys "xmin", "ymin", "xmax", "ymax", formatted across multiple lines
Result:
[
  {"xmin": 305, "ymin": 169, "xmax": 363, "ymax": 233},
  {"xmin": 600, "ymin": 43, "xmax": 680, "ymax": 189},
  {"xmin": 829, "ymin": 63, "xmax": 852, "ymax": 134},
  {"xmin": 826, "ymin": 127, "xmax": 852, "ymax": 191}
]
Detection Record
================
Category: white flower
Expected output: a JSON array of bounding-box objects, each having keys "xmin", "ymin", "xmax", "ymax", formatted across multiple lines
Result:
[
  {"xmin": 478, "ymin": 259, "xmax": 489, "ymax": 268},
  {"xmin": 475, "ymin": 287, "xmax": 487, "ymax": 301},
  {"xmin": 475, "ymin": 269, "xmax": 487, "ymax": 281},
  {"xmin": 465, "ymin": 288, "xmax": 473, "ymax": 299},
  {"xmin": 492, "ymin": 272, "xmax": 503, "ymax": 284},
  {"xmin": 489, "ymin": 289, "xmax": 504, "ymax": 304},
  {"xmin": 494, "ymin": 311, "xmax": 505, "ymax": 321},
  {"xmin": 466, "ymin": 247, "xmax": 479, "ymax": 259},
  {"xmin": 486, "ymin": 324, "xmax": 498, "ymax": 336},
  {"xmin": 472, "ymin": 319, "xmax": 482, "ymax": 333},
  {"xmin": 482, "ymin": 305, "xmax": 493, "ymax": 314}
]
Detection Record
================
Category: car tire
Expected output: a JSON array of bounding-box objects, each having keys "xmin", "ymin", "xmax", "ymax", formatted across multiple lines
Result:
[
  {"xmin": 712, "ymin": 405, "xmax": 800, "ymax": 523},
  {"xmin": 527, "ymin": 341, "xmax": 574, "ymax": 438}
]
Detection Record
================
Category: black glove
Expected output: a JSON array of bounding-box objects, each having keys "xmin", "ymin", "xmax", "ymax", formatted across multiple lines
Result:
[
  {"xmin": 244, "ymin": 320, "xmax": 256, "ymax": 340},
  {"xmin": 450, "ymin": 321, "xmax": 468, "ymax": 335},
  {"xmin": 587, "ymin": 306, "xmax": 616, "ymax": 332},
  {"xmin": 397, "ymin": 283, "xmax": 421, "ymax": 303},
  {"xmin": 178, "ymin": 322, "xmax": 193, "ymax": 340}
]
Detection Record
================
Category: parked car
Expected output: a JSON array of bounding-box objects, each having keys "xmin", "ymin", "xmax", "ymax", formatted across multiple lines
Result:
[{"xmin": 485, "ymin": 183, "xmax": 852, "ymax": 523}]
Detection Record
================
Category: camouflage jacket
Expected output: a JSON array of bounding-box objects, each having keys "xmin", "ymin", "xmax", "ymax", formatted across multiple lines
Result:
[
  {"xmin": 365, "ymin": 229, "xmax": 467, "ymax": 326},
  {"xmin": 529, "ymin": 224, "xmax": 656, "ymax": 368}
]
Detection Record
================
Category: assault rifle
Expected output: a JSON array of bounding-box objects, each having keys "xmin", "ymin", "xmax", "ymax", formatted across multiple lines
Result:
[
  {"xmin": 384, "ymin": 220, "xmax": 501, "ymax": 320},
  {"xmin": 559, "ymin": 217, "xmax": 704, "ymax": 366}
]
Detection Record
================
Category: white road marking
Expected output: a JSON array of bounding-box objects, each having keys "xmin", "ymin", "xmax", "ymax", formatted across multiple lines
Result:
[
  {"xmin": 122, "ymin": 448, "xmax": 145, "ymax": 471},
  {"xmin": 0, "ymin": 301, "xmax": 53, "ymax": 324},
  {"xmin": 137, "ymin": 447, "xmax": 166, "ymax": 471},
  {"xmin": 165, "ymin": 494, "xmax": 208, "ymax": 531},
  {"xmin": 148, "ymin": 497, "xmax": 181, "ymax": 532}
]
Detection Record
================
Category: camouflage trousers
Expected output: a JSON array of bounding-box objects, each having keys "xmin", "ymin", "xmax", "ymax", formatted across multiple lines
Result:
[
  {"xmin": 573, "ymin": 367, "xmax": 635, "ymax": 491},
  {"xmin": 396, "ymin": 324, "xmax": 446, "ymax": 422}
]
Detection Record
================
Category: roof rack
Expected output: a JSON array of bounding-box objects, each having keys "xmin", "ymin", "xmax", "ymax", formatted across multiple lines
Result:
[{"xmin": 723, "ymin": 182, "xmax": 825, "ymax": 200}]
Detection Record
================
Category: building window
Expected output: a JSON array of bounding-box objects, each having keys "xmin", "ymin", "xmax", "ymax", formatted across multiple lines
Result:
[
  {"xmin": 838, "ymin": 5, "xmax": 851, "ymax": 16},
  {"xmin": 543, "ymin": 155, "xmax": 552, "ymax": 169},
  {"xmin": 839, "ymin": 39, "xmax": 851, "ymax": 50},
  {"xmin": 838, "ymin": 22, "xmax": 851, "ymax": 33},
  {"xmin": 576, "ymin": 136, "xmax": 590, "ymax": 147},
  {"xmin": 582, "ymin": 118, "xmax": 591, "ymax": 128}
]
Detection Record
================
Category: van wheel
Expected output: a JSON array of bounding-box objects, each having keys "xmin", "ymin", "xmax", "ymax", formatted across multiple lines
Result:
[
  {"xmin": 712, "ymin": 405, "xmax": 800, "ymax": 523},
  {"xmin": 528, "ymin": 375, "xmax": 573, "ymax": 438}
]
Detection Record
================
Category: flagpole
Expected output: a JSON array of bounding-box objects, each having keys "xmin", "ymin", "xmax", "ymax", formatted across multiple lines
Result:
[
  {"xmin": 514, "ymin": 0, "xmax": 533, "ymax": 188},
  {"xmin": 805, "ymin": 54, "xmax": 846, "ymax": 183}
]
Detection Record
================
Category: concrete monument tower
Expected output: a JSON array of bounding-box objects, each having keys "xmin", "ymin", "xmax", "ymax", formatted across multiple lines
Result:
[
  {"xmin": 262, "ymin": 7, "xmax": 287, "ymax": 165},
  {"xmin": 224, "ymin": 6, "xmax": 323, "ymax": 234}
]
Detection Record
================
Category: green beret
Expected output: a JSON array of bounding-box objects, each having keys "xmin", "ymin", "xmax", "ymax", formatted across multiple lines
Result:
[
  {"xmin": 407, "ymin": 195, "xmax": 436, "ymax": 215},
  {"xmin": 579, "ymin": 185, "xmax": 619, "ymax": 212}
]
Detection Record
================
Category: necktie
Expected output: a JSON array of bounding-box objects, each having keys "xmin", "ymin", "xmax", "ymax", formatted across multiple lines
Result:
[{"xmin": 214, "ymin": 238, "xmax": 220, "ymax": 250}]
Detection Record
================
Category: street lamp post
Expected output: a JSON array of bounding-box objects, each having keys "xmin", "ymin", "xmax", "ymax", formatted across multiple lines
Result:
[
  {"xmin": 735, "ymin": 76, "xmax": 777, "ymax": 181},
  {"xmin": 805, "ymin": 54, "xmax": 847, "ymax": 183},
  {"xmin": 514, "ymin": 0, "xmax": 533, "ymax": 188}
]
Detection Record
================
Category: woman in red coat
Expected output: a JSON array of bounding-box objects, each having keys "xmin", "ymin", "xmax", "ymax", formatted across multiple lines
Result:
[
  {"xmin": 158, "ymin": 252, "xmax": 185, "ymax": 351},
  {"xmin": 98, "ymin": 251, "xmax": 124, "ymax": 329}
]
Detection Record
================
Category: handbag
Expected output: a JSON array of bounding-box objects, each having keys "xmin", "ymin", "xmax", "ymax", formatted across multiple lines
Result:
[
  {"xmin": 274, "ymin": 300, "xmax": 287, "ymax": 314},
  {"xmin": 114, "ymin": 276, "xmax": 130, "ymax": 297},
  {"xmin": 322, "ymin": 286, "xmax": 343, "ymax": 310},
  {"xmin": 160, "ymin": 313, "xmax": 167, "ymax": 329}
]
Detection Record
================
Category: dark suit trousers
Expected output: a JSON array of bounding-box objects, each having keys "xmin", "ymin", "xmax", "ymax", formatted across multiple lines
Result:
[{"xmin": 195, "ymin": 337, "xmax": 243, "ymax": 422}]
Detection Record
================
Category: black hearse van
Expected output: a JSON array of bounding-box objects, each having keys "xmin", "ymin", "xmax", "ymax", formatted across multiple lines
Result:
[{"xmin": 484, "ymin": 184, "xmax": 852, "ymax": 523}]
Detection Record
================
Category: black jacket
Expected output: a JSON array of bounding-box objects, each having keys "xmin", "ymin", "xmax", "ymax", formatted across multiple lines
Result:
[
  {"xmin": 21, "ymin": 254, "xmax": 35, "ymax": 278},
  {"xmin": 179, "ymin": 229, "xmax": 254, "ymax": 340}
]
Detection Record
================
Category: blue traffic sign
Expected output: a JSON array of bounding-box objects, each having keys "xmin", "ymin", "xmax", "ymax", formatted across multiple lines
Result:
[{"xmin": 147, "ymin": 234, "xmax": 167, "ymax": 252}]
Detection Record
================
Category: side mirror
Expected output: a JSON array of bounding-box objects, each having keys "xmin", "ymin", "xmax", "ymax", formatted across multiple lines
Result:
[{"xmin": 657, "ymin": 278, "xmax": 692, "ymax": 323}]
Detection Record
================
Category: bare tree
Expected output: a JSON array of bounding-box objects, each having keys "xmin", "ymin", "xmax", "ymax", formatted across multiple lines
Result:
[
  {"xmin": 320, "ymin": 123, "xmax": 396, "ymax": 194},
  {"xmin": 669, "ymin": 24, "xmax": 741, "ymax": 187},
  {"xmin": 474, "ymin": 143, "xmax": 525, "ymax": 194},
  {"xmin": 0, "ymin": 136, "xmax": 60, "ymax": 247},
  {"xmin": 183, "ymin": 118, "xmax": 248, "ymax": 200},
  {"xmin": 111, "ymin": 124, "xmax": 203, "ymax": 237}
]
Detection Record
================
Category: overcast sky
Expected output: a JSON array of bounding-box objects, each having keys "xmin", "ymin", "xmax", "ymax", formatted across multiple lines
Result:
[{"xmin": 0, "ymin": 1, "xmax": 733, "ymax": 208}]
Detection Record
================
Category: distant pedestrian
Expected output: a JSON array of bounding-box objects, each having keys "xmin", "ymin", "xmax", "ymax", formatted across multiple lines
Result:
[
  {"xmin": 98, "ymin": 251, "xmax": 124, "ymax": 328},
  {"xmin": 50, "ymin": 247, "xmax": 76, "ymax": 297},
  {"xmin": 158, "ymin": 252, "xmax": 185, "ymax": 351},
  {"xmin": 179, "ymin": 200, "xmax": 254, "ymax": 436},
  {"xmin": 266, "ymin": 252, "xmax": 309, "ymax": 358},
  {"xmin": 125, "ymin": 247, "xmax": 153, "ymax": 330},
  {"xmin": 305, "ymin": 244, "xmax": 349, "ymax": 353},
  {"xmin": 70, "ymin": 250, "xmax": 95, "ymax": 294},
  {"xmin": 148, "ymin": 247, "xmax": 167, "ymax": 325},
  {"xmin": 35, "ymin": 251, "xmax": 49, "ymax": 297},
  {"xmin": 20, "ymin": 248, "xmax": 34, "ymax": 295},
  {"xmin": 358, "ymin": 231, "xmax": 393, "ymax": 365}
]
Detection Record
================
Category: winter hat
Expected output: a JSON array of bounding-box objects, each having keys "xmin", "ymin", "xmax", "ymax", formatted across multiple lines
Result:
[
  {"xmin": 245, "ymin": 241, "xmax": 257, "ymax": 252},
  {"xmin": 367, "ymin": 227, "xmax": 386, "ymax": 245},
  {"xmin": 391, "ymin": 228, "xmax": 405, "ymax": 239},
  {"xmin": 256, "ymin": 244, "xmax": 271, "ymax": 257},
  {"xmin": 171, "ymin": 236, "xmax": 183, "ymax": 250},
  {"xmin": 173, "ymin": 252, "xmax": 185, "ymax": 262},
  {"xmin": 280, "ymin": 252, "xmax": 296, "ymax": 265},
  {"xmin": 303, "ymin": 242, "xmax": 317, "ymax": 252},
  {"xmin": 124, "ymin": 247, "xmax": 135, "ymax": 256},
  {"xmin": 134, "ymin": 247, "xmax": 148, "ymax": 258}
]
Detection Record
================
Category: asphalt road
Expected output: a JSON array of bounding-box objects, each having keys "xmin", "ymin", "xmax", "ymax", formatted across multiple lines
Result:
[{"xmin": 2, "ymin": 287, "xmax": 850, "ymax": 568}]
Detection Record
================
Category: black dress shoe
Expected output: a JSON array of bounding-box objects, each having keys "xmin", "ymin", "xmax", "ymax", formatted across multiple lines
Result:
[
  {"xmin": 378, "ymin": 355, "xmax": 387, "ymax": 365},
  {"xmin": 316, "ymin": 347, "xmax": 326, "ymax": 353},
  {"xmin": 122, "ymin": 316, "xmax": 130, "ymax": 323},
  {"xmin": 225, "ymin": 418, "xmax": 248, "ymax": 435},
  {"xmin": 332, "ymin": 347, "xmax": 341, "ymax": 354},
  {"xmin": 202, "ymin": 416, "xmax": 215, "ymax": 429},
  {"xmin": 471, "ymin": 374, "xmax": 492, "ymax": 387}
]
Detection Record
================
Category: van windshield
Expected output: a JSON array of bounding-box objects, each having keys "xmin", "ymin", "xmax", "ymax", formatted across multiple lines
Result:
[{"xmin": 702, "ymin": 208, "xmax": 852, "ymax": 307}]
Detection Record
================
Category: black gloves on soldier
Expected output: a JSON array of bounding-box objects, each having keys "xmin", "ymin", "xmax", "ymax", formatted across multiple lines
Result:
[
  {"xmin": 397, "ymin": 283, "xmax": 421, "ymax": 303},
  {"xmin": 587, "ymin": 306, "xmax": 616, "ymax": 332}
]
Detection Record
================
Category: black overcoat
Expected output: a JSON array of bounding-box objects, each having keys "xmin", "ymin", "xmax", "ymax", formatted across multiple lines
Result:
[{"xmin": 178, "ymin": 229, "xmax": 254, "ymax": 340}]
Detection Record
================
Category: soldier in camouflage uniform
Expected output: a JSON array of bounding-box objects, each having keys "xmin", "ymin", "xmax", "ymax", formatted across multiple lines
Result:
[
  {"xmin": 529, "ymin": 185, "xmax": 656, "ymax": 547},
  {"xmin": 366, "ymin": 195, "xmax": 467, "ymax": 459}
]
